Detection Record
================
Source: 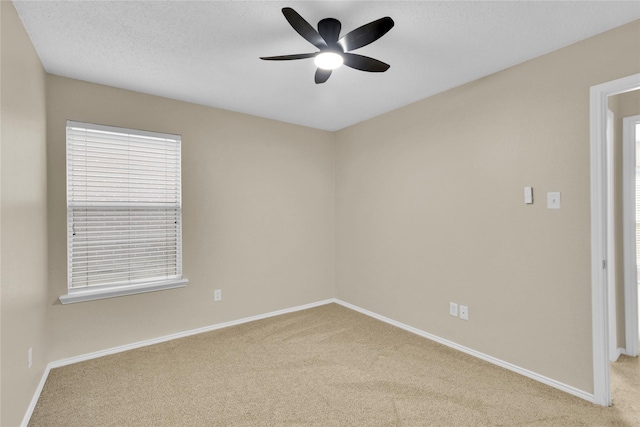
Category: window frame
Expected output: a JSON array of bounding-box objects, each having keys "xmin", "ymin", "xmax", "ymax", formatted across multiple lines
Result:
[{"xmin": 60, "ymin": 120, "xmax": 187, "ymax": 304}]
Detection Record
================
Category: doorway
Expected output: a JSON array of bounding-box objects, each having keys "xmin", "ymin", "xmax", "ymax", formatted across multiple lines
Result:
[
  {"xmin": 590, "ymin": 73, "xmax": 640, "ymax": 406},
  {"xmin": 622, "ymin": 115, "xmax": 640, "ymax": 357},
  {"xmin": 608, "ymin": 93, "xmax": 640, "ymax": 362}
]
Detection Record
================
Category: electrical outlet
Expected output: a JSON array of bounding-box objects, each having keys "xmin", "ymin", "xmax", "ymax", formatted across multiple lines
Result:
[
  {"xmin": 449, "ymin": 302, "xmax": 458, "ymax": 317},
  {"xmin": 214, "ymin": 289, "xmax": 222, "ymax": 301},
  {"xmin": 459, "ymin": 305, "xmax": 469, "ymax": 321},
  {"xmin": 547, "ymin": 192, "xmax": 561, "ymax": 209},
  {"xmin": 28, "ymin": 347, "xmax": 33, "ymax": 368}
]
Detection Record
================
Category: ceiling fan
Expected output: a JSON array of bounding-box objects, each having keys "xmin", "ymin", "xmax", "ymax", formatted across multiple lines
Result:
[{"xmin": 260, "ymin": 7, "xmax": 394, "ymax": 84}]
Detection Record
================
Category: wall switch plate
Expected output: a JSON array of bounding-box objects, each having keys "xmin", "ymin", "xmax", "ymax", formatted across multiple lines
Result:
[
  {"xmin": 28, "ymin": 347, "xmax": 33, "ymax": 368},
  {"xmin": 449, "ymin": 302, "xmax": 458, "ymax": 317},
  {"xmin": 459, "ymin": 306, "xmax": 469, "ymax": 320},
  {"xmin": 214, "ymin": 289, "xmax": 222, "ymax": 301},
  {"xmin": 524, "ymin": 187, "xmax": 533, "ymax": 204},
  {"xmin": 547, "ymin": 192, "xmax": 561, "ymax": 209}
]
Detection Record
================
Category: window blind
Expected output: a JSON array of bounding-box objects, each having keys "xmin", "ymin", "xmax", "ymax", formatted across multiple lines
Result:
[{"xmin": 66, "ymin": 121, "xmax": 183, "ymax": 290}]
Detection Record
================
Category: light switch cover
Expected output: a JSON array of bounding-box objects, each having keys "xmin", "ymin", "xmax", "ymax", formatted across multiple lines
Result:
[{"xmin": 524, "ymin": 187, "xmax": 533, "ymax": 204}]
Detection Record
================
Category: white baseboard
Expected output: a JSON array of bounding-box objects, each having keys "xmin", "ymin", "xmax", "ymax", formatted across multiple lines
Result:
[
  {"xmin": 21, "ymin": 364, "xmax": 52, "ymax": 427},
  {"xmin": 49, "ymin": 298, "xmax": 335, "ymax": 369},
  {"xmin": 615, "ymin": 347, "xmax": 627, "ymax": 360},
  {"xmin": 334, "ymin": 299, "xmax": 595, "ymax": 403},
  {"xmin": 23, "ymin": 297, "xmax": 596, "ymax": 426},
  {"xmin": 21, "ymin": 298, "xmax": 335, "ymax": 426}
]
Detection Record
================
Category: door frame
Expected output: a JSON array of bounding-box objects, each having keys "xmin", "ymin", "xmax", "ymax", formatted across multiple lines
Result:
[
  {"xmin": 606, "ymin": 109, "xmax": 617, "ymax": 362},
  {"xmin": 590, "ymin": 73, "xmax": 640, "ymax": 406},
  {"xmin": 622, "ymin": 114, "xmax": 640, "ymax": 358}
]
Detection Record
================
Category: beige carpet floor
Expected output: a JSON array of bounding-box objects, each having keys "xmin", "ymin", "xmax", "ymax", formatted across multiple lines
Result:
[{"xmin": 29, "ymin": 303, "xmax": 639, "ymax": 426}]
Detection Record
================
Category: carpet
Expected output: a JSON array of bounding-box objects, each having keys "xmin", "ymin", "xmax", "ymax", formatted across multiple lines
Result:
[{"xmin": 28, "ymin": 303, "xmax": 639, "ymax": 426}]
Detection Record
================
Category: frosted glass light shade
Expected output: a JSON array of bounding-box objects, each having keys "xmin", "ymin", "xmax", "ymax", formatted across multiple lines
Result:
[{"xmin": 314, "ymin": 52, "xmax": 343, "ymax": 70}]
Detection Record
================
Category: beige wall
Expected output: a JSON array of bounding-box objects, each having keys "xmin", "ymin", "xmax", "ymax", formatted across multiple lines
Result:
[
  {"xmin": 1, "ymin": 2, "xmax": 49, "ymax": 426},
  {"xmin": 3, "ymin": 4, "xmax": 640, "ymax": 423},
  {"xmin": 335, "ymin": 20, "xmax": 640, "ymax": 393},
  {"xmin": 45, "ymin": 75, "xmax": 336, "ymax": 361},
  {"xmin": 610, "ymin": 89, "xmax": 640, "ymax": 350}
]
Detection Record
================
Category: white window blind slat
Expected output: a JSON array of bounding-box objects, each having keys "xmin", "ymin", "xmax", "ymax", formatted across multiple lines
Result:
[
  {"xmin": 69, "ymin": 158, "xmax": 180, "ymax": 171},
  {"xmin": 71, "ymin": 240, "xmax": 179, "ymax": 248},
  {"xmin": 71, "ymin": 250, "xmax": 178, "ymax": 261},
  {"xmin": 72, "ymin": 258, "xmax": 178, "ymax": 270},
  {"xmin": 66, "ymin": 121, "xmax": 183, "ymax": 291},
  {"xmin": 71, "ymin": 264, "xmax": 179, "ymax": 278},
  {"xmin": 68, "ymin": 138, "xmax": 181, "ymax": 152}
]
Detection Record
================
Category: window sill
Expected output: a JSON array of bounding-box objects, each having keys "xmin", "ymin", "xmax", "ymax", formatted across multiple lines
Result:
[{"xmin": 59, "ymin": 278, "xmax": 188, "ymax": 304}]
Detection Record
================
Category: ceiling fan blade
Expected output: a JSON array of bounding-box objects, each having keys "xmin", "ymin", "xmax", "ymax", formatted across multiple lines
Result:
[
  {"xmin": 338, "ymin": 17, "xmax": 394, "ymax": 52},
  {"xmin": 260, "ymin": 53, "xmax": 317, "ymax": 61},
  {"xmin": 318, "ymin": 18, "xmax": 342, "ymax": 45},
  {"xmin": 342, "ymin": 53, "xmax": 390, "ymax": 72},
  {"xmin": 315, "ymin": 68, "xmax": 332, "ymax": 84},
  {"xmin": 282, "ymin": 7, "xmax": 327, "ymax": 50}
]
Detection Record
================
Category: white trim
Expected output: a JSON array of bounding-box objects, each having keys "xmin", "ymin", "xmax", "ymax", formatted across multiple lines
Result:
[
  {"xmin": 590, "ymin": 79, "xmax": 611, "ymax": 407},
  {"xmin": 59, "ymin": 278, "xmax": 189, "ymax": 304},
  {"xmin": 590, "ymin": 73, "xmax": 640, "ymax": 407},
  {"xmin": 607, "ymin": 109, "xmax": 617, "ymax": 362},
  {"xmin": 613, "ymin": 347, "xmax": 627, "ymax": 362},
  {"xmin": 20, "ymin": 365, "xmax": 52, "ymax": 427},
  {"xmin": 334, "ymin": 299, "xmax": 594, "ymax": 403},
  {"xmin": 49, "ymin": 299, "xmax": 335, "ymax": 368},
  {"xmin": 623, "ymin": 114, "xmax": 640, "ymax": 357}
]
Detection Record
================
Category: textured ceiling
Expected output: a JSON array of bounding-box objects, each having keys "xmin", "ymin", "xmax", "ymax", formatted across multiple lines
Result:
[{"xmin": 13, "ymin": 1, "xmax": 640, "ymax": 131}]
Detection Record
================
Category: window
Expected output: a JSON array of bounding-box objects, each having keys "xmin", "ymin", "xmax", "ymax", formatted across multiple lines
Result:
[{"xmin": 60, "ymin": 121, "xmax": 187, "ymax": 304}]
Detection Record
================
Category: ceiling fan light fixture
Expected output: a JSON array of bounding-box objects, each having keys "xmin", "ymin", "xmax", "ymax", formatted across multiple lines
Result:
[
  {"xmin": 314, "ymin": 52, "xmax": 343, "ymax": 70},
  {"xmin": 260, "ymin": 8, "xmax": 394, "ymax": 83}
]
